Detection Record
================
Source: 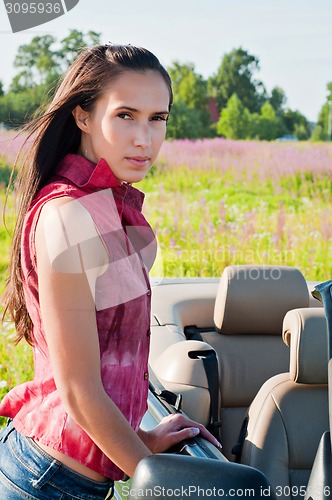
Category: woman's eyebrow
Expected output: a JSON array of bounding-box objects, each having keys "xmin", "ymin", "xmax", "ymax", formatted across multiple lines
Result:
[
  {"xmin": 115, "ymin": 106, "xmax": 138, "ymax": 112},
  {"xmin": 115, "ymin": 105, "xmax": 169, "ymax": 115}
]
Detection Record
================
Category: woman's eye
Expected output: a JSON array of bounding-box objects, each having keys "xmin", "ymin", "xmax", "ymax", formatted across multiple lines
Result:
[
  {"xmin": 152, "ymin": 115, "xmax": 168, "ymax": 122},
  {"xmin": 118, "ymin": 113, "xmax": 132, "ymax": 120}
]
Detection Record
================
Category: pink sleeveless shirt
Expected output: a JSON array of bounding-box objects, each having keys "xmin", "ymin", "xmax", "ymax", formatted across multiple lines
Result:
[{"xmin": 0, "ymin": 154, "xmax": 156, "ymax": 480}]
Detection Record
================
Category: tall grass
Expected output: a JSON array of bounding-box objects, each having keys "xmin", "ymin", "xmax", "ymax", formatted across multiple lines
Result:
[
  {"xmin": 141, "ymin": 138, "xmax": 332, "ymax": 281},
  {"xmin": 0, "ymin": 131, "xmax": 331, "ymax": 422}
]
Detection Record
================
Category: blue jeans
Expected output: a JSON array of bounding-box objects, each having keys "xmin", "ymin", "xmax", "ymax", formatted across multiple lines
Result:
[{"xmin": 0, "ymin": 419, "xmax": 114, "ymax": 499}]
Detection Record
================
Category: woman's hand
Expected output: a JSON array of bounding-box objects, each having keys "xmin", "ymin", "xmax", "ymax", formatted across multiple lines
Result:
[{"xmin": 138, "ymin": 414, "xmax": 222, "ymax": 454}]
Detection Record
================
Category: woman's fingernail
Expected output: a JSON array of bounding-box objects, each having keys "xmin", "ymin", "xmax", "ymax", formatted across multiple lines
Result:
[
  {"xmin": 216, "ymin": 441, "xmax": 223, "ymax": 449},
  {"xmin": 190, "ymin": 427, "xmax": 200, "ymax": 436}
]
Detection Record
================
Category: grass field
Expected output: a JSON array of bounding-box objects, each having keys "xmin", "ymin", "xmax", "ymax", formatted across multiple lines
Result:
[
  {"xmin": 142, "ymin": 138, "xmax": 332, "ymax": 281},
  {"xmin": 0, "ymin": 131, "xmax": 331, "ymax": 420}
]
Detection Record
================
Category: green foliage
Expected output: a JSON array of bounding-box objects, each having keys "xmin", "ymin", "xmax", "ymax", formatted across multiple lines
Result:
[
  {"xmin": 1, "ymin": 30, "xmax": 101, "ymax": 128},
  {"xmin": 0, "ymin": 187, "xmax": 33, "ymax": 427},
  {"xmin": 311, "ymin": 124, "xmax": 325, "ymax": 142},
  {"xmin": 310, "ymin": 82, "xmax": 332, "ymax": 142},
  {"xmin": 282, "ymin": 109, "xmax": 311, "ymax": 140},
  {"xmin": 254, "ymin": 102, "xmax": 283, "ymax": 140},
  {"xmin": 216, "ymin": 92, "xmax": 311, "ymax": 141},
  {"xmin": 59, "ymin": 30, "xmax": 101, "ymax": 69},
  {"xmin": 209, "ymin": 48, "xmax": 312, "ymax": 141},
  {"xmin": 217, "ymin": 95, "xmax": 283, "ymax": 141},
  {"xmin": 316, "ymin": 103, "xmax": 329, "ymax": 138},
  {"xmin": 269, "ymin": 86, "xmax": 287, "ymax": 116},
  {"xmin": 294, "ymin": 123, "xmax": 310, "ymax": 141},
  {"xmin": 11, "ymin": 35, "xmax": 59, "ymax": 91},
  {"xmin": 209, "ymin": 47, "xmax": 267, "ymax": 114},
  {"xmin": 0, "ymin": 36, "xmax": 329, "ymax": 141},
  {"xmin": 0, "ymin": 325, "xmax": 34, "ymax": 427},
  {"xmin": 168, "ymin": 62, "xmax": 207, "ymax": 109},
  {"xmin": 0, "ymin": 158, "xmax": 15, "ymax": 186},
  {"xmin": 167, "ymin": 62, "xmax": 212, "ymax": 138},
  {"xmin": 0, "ymin": 85, "xmax": 52, "ymax": 127},
  {"xmin": 166, "ymin": 99, "xmax": 204, "ymax": 139},
  {"xmin": 11, "ymin": 30, "xmax": 102, "ymax": 92},
  {"xmin": 217, "ymin": 93, "xmax": 250, "ymax": 139}
]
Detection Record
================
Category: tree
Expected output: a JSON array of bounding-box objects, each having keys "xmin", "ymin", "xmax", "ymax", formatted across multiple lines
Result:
[
  {"xmin": 209, "ymin": 48, "xmax": 267, "ymax": 114},
  {"xmin": 167, "ymin": 62, "xmax": 212, "ymax": 138},
  {"xmin": 282, "ymin": 109, "xmax": 310, "ymax": 140},
  {"xmin": 255, "ymin": 102, "xmax": 282, "ymax": 140},
  {"xmin": 0, "ymin": 86, "xmax": 50, "ymax": 127},
  {"xmin": 10, "ymin": 35, "xmax": 59, "ymax": 91},
  {"xmin": 3, "ymin": 30, "xmax": 102, "ymax": 127},
  {"xmin": 217, "ymin": 93, "xmax": 250, "ymax": 139},
  {"xmin": 311, "ymin": 124, "xmax": 325, "ymax": 142},
  {"xmin": 269, "ymin": 86, "xmax": 287, "ymax": 116},
  {"xmin": 166, "ymin": 99, "xmax": 203, "ymax": 139},
  {"xmin": 9, "ymin": 30, "xmax": 102, "ymax": 93},
  {"xmin": 58, "ymin": 30, "xmax": 101, "ymax": 70},
  {"xmin": 314, "ymin": 82, "xmax": 332, "ymax": 141}
]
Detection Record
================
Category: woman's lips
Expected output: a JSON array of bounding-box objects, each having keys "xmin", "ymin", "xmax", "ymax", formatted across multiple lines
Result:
[{"xmin": 125, "ymin": 156, "xmax": 151, "ymax": 167}]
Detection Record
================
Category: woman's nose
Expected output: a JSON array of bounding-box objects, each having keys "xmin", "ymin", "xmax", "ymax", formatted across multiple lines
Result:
[{"xmin": 133, "ymin": 123, "xmax": 152, "ymax": 148}]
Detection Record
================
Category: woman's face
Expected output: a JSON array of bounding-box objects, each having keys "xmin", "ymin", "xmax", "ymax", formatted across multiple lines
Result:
[{"xmin": 74, "ymin": 70, "xmax": 170, "ymax": 184}]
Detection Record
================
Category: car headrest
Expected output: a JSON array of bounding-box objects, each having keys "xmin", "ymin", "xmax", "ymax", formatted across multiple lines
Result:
[
  {"xmin": 214, "ymin": 265, "xmax": 309, "ymax": 334},
  {"xmin": 283, "ymin": 308, "xmax": 328, "ymax": 384}
]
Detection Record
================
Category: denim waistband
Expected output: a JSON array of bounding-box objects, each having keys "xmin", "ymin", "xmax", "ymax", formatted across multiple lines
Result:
[{"xmin": 2, "ymin": 419, "xmax": 113, "ymax": 499}]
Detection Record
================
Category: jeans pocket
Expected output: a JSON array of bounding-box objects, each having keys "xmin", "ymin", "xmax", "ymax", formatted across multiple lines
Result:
[{"xmin": 0, "ymin": 419, "xmax": 15, "ymax": 443}]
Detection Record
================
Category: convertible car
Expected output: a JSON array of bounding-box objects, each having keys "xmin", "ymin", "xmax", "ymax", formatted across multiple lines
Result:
[{"xmin": 114, "ymin": 265, "xmax": 331, "ymax": 500}]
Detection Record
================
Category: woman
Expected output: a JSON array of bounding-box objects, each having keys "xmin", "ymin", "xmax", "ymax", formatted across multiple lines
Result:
[{"xmin": 0, "ymin": 44, "xmax": 221, "ymax": 499}]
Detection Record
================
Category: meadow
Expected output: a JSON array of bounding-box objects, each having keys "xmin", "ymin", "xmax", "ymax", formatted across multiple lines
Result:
[
  {"xmin": 0, "ymin": 129, "xmax": 332, "ymax": 419},
  {"xmin": 143, "ymin": 138, "xmax": 332, "ymax": 281}
]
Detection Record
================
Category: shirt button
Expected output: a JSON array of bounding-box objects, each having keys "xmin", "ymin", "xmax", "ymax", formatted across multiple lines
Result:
[
  {"xmin": 146, "ymin": 329, "xmax": 151, "ymax": 337},
  {"xmin": 144, "ymin": 372, "xmax": 149, "ymax": 380}
]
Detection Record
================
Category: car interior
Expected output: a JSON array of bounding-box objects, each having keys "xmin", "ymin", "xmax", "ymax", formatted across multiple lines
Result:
[{"xmin": 146, "ymin": 265, "xmax": 329, "ymax": 499}]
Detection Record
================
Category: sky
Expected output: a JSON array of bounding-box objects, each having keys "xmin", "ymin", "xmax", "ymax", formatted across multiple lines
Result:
[{"xmin": 0, "ymin": 0, "xmax": 331, "ymax": 123}]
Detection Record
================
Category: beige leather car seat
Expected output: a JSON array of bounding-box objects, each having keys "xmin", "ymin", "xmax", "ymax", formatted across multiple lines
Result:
[
  {"xmin": 201, "ymin": 265, "xmax": 310, "ymax": 460},
  {"xmin": 240, "ymin": 307, "xmax": 328, "ymax": 499}
]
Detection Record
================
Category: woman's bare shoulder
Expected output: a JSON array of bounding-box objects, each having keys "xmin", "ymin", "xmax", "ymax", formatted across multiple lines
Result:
[{"xmin": 36, "ymin": 196, "xmax": 109, "ymax": 275}]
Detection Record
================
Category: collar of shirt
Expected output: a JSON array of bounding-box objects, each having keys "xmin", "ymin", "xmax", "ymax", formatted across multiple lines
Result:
[{"xmin": 56, "ymin": 154, "xmax": 145, "ymax": 212}]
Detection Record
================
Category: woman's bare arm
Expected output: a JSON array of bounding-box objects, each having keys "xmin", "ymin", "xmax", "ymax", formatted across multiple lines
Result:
[{"xmin": 35, "ymin": 196, "xmax": 153, "ymax": 477}]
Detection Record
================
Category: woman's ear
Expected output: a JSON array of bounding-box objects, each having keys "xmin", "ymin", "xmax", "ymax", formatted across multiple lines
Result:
[{"xmin": 72, "ymin": 105, "xmax": 90, "ymax": 132}]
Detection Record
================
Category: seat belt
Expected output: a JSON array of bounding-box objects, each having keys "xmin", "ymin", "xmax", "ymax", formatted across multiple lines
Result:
[
  {"xmin": 184, "ymin": 325, "xmax": 222, "ymax": 442},
  {"xmin": 148, "ymin": 364, "xmax": 182, "ymax": 411},
  {"xmin": 231, "ymin": 414, "xmax": 249, "ymax": 463},
  {"xmin": 184, "ymin": 325, "xmax": 215, "ymax": 342}
]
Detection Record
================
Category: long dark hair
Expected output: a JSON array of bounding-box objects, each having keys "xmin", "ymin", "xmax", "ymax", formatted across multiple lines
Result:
[{"xmin": 3, "ymin": 44, "xmax": 173, "ymax": 345}]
